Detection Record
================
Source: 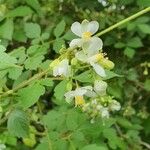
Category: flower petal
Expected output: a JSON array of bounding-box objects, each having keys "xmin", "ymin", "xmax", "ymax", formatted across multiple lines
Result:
[
  {"xmin": 59, "ymin": 59, "xmax": 71, "ymax": 77},
  {"xmin": 109, "ymin": 100, "xmax": 121, "ymax": 111},
  {"xmin": 64, "ymin": 91, "xmax": 75, "ymax": 103},
  {"xmin": 81, "ymin": 20, "xmax": 89, "ymax": 33},
  {"xmin": 74, "ymin": 88, "xmax": 88, "ymax": 96},
  {"xmin": 100, "ymin": 107, "xmax": 109, "ymax": 118},
  {"xmin": 69, "ymin": 38, "xmax": 82, "ymax": 48},
  {"xmin": 87, "ymin": 21, "xmax": 99, "ymax": 35},
  {"xmin": 75, "ymin": 51, "xmax": 88, "ymax": 63},
  {"xmin": 91, "ymin": 63, "xmax": 106, "ymax": 77},
  {"xmin": 83, "ymin": 37, "xmax": 103, "ymax": 56},
  {"xmin": 71, "ymin": 22, "xmax": 82, "ymax": 37},
  {"xmin": 53, "ymin": 59, "xmax": 70, "ymax": 77},
  {"xmin": 94, "ymin": 80, "xmax": 107, "ymax": 96}
]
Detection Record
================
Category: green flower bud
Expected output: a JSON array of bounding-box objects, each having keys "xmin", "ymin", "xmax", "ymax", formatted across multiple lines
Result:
[
  {"xmin": 49, "ymin": 59, "xmax": 60, "ymax": 68},
  {"xmin": 23, "ymin": 133, "xmax": 36, "ymax": 147},
  {"xmin": 66, "ymin": 82, "xmax": 72, "ymax": 91},
  {"xmin": 143, "ymin": 68, "xmax": 148, "ymax": 75},
  {"xmin": 71, "ymin": 58, "xmax": 78, "ymax": 66},
  {"xmin": 99, "ymin": 58, "xmax": 114, "ymax": 70}
]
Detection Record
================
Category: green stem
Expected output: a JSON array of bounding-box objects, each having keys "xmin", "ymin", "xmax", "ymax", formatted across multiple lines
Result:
[
  {"xmin": 0, "ymin": 68, "xmax": 62, "ymax": 99},
  {"xmin": 96, "ymin": 7, "xmax": 150, "ymax": 37}
]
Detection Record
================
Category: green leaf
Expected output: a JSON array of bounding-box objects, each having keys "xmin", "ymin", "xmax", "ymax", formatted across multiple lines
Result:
[
  {"xmin": 54, "ymin": 80, "xmax": 68, "ymax": 105},
  {"xmin": 0, "ymin": 44, "xmax": 6, "ymax": 51},
  {"xmin": 0, "ymin": 46, "xmax": 17, "ymax": 64},
  {"xmin": 127, "ymin": 37, "xmax": 143, "ymax": 48},
  {"xmin": 24, "ymin": 55, "xmax": 44, "ymax": 70},
  {"xmin": 126, "ymin": 68, "xmax": 139, "ymax": 81},
  {"xmin": 13, "ymin": 71, "xmax": 31, "ymax": 88},
  {"xmin": 138, "ymin": 24, "xmax": 150, "ymax": 34},
  {"xmin": 8, "ymin": 67, "xmax": 23, "ymax": 80},
  {"xmin": 66, "ymin": 109, "xmax": 78, "ymax": 130},
  {"xmin": 25, "ymin": 0, "xmax": 41, "ymax": 12},
  {"xmin": 103, "ymin": 70, "xmax": 123, "ymax": 80},
  {"xmin": 143, "ymin": 117, "xmax": 150, "ymax": 135},
  {"xmin": 135, "ymin": 17, "xmax": 150, "ymax": 23},
  {"xmin": 74, "ymin": 70, "xmax": 94, "ymax": 83},
  {"xmin": 53, "ymin": 38, "xmax": 65, "ymax": 53},
  {"xmin": 35, "ymin": 142, "xmax": 49, "ymax": 150},
  {"xmin": 72, "ymin": 131, "xmax": 85, "ymax": 147},
  {"xmin": 13, "ymin": 28, "xmax": 27, "ymax": 42},
  {"xmin": 42, "ymin": 110, "xmax": 62, "ymax": 130},
  {"xmin": 24, "ymin": 23, "xmax": 41, "ymax": 38},
  {"xmin": 17, "ymin": 83, "xmax": 45, "ymax": 109},
  {"xmin": 103, "ymin": 128, "xmax": 118, "ymax": 149},
  {"xmin": 144, "ymin": 79, "xmax": 150, "ymax": 91},
  {"xmin": 0, "ymin": 19, "xmax": 14, "ymax": 40},
  {"xmin": 54, "ymin": 139, "xmax": 68, "ymax": 150},
  {"xmin": 39, "ymin": 78, "xmax": 54, "ymax": 87},
  {"xmin": 7, "ymin": 109, "xmax": 29, "ymax": 138},
  {"xmin": 119, "ymin": 0, "xmax": 134, "ymax": 5},
  {"xmin": 27, "ymin": 44, "xmax": 49, "ymax": 56},
  {"xmin": 81, "ymin": 144, "xmax": 108, "ymax": 150},
  {"xmin": 6, "ymin": 6, "xmax": 33, "ymax": 17},
  {"xmin": 127, "ymin": 23, "xmax": 136, "ymax": 31},
  {"xmin": 114, "ymin": 42, "xmax": 125, "ymax": 48},
  {"xmin": 124, "ymin": 47, "xmax": 135, "ymax": 59},
  {"xmin": 63, "ymin": 30, "xmax": 77, "ymax": 40},
  {"xmin": 108, "ymin": 82, "xmax": 123, "ymax": 99},
  {"xmin": 116, "ymin": 117, "xmax": 133, "ymax": 129},
  {"xmin": 9, "ymin": 47, "xmax": 26, "ymax": 64},
  {"xmin": 137, "ymin": 0, "xmax": 150, "ymax": 7},
  {"xmin": 3, "ymin": 132, "xmax": 17, "ymax": 146},
  {"xmin": 54, "ymin": 20, "xmax": 66, "ymax": 37}
]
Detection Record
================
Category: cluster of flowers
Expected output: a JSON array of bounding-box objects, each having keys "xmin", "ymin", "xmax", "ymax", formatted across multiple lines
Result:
[{"xmin": 50, "ymin": 20, "xmax": 121, "ymax": 122}]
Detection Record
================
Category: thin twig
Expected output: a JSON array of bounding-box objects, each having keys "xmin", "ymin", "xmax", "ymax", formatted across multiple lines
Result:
[{"xmin": 96, "ymin": 7, "xmax": 150, "ymax": 37}]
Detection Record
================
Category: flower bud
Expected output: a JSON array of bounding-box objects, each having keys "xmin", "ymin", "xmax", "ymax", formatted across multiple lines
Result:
[
  {"xmin": 143, "ymin": 68, "xmax": 148, "ymax": 75},
  {"xmin": 49, "ymin": 59, "xmax": 60, "ymax": 68},
  {"xmin": 23, "ymin": 133, "xmax": 36, "ymax": 147},
  {"xmin": 99, "ymin": 58, "xmax": 114, "ymax": 70},
  {"xmin": 66, "ymin": 82, "xmax": 72, "ymax": 91},
  {"xmin": 71, "ymin": 58, "xmax": 78, "ymax": 66}
]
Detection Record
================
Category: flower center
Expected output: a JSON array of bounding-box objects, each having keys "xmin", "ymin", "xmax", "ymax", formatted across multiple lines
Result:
[
  {"xmin": 75, "ymin": 96, "xmax": 85, "ymax": 107},
  {"xmin": 95, "ymin": 53, "xmax": 104, "ymax": 61},
  {"xmin": 82, "ymin": 31, "xmax": 92, "ymax": 39}
]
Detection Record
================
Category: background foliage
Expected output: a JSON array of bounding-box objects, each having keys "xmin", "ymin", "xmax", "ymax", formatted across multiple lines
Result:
[{"xmin": 0, "ymin": 0, "xmax": 150, "ymax": 150}]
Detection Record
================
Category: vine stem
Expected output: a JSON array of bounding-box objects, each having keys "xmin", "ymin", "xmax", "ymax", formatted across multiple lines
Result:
[
  {"xmin": 96, "ymin": 7, "xmax": 150, "ymax": 37},
  {"xmin": 0, "ymin": 68, "xmax": 63, "ymax": 99},
  {"xmin": 0, "ymin": 7, "xmax": 150, "ymax": 99}
]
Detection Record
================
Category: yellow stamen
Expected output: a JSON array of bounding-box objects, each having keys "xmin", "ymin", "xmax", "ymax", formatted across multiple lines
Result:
[
  {"xmin": 82, "ymin": 31, "xmax": 92, "ymax": 39},
  {"xmin": 75, "ymin": 96, "xmax": 85, "ymax": 107},
  {"xmin": 95, "ymin": 53, "xmax": 104, "ymax": 61}
]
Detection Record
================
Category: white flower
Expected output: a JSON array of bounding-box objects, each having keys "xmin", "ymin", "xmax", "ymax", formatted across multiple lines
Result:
[
  {"xmin": 109, "ymin": 100, "xmax": 121, "ymax": 111},
  {"xmin": 52, "ymin": 59, "xmax": 71, "ymax": 77},
  {"xmin": 94, "ymin": 80, "xmax": 107, "ymax": 96},
  {"xmin": 97, "ymin": 104, "xmax": 110, "ymax": 118},
  {"xmin": 70, "ymin": 20, "xmax": 103, "ymax": 53},
  {"xmin": 75, "ymin": 51, "xmax": 106, "ymax": 77},
  {"xmin": 64, "ymin": 86, "xmax": 92, "ymax": 106},
  {"xmin": 100, "ymin": 107, "xmax": 109, "ymax": 118}
]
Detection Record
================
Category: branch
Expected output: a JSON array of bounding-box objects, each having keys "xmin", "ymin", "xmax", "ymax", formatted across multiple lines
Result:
[{"xmin": 96, "ymin": 7, "xmax": 150, "ymax": 37}]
